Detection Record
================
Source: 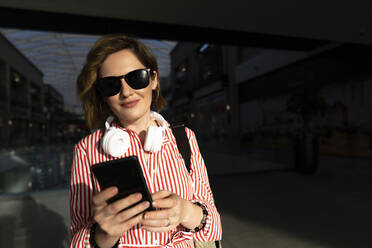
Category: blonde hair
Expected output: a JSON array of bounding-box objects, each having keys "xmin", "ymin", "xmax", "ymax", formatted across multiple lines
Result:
[{"xmin": 77, "ymin": 34, "xmax": 166, "ymax": 129}]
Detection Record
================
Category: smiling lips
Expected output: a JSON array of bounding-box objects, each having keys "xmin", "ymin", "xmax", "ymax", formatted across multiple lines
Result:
[{"xmin": 120, "ymin": 100, "xmax": 139, "ymax": 108}]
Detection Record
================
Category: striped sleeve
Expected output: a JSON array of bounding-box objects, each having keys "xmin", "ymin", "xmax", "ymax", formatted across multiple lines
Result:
[
  {"xmin": 185, "ymin": 128, "xmax": 222, "ymax": 242},
  {"xmin": 70, "ymin": 141, "xmax": 94, "ymax": 248}
]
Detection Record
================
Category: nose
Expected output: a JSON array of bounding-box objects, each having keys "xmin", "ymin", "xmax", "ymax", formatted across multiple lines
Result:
[{"xmin": 119, "ymin": 78, "xmax": 134, "ymax": 97}]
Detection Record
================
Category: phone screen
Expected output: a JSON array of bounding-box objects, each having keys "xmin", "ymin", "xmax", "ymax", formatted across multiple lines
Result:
[{"xmin": 91, "ymin": 156, "xmax": 154, "ymax": 210}]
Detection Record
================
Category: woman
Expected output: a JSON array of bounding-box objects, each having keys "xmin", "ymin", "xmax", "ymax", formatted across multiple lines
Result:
[{"xmin": 70, "ymin": 34, "xmax": 222, "ymax": 248}]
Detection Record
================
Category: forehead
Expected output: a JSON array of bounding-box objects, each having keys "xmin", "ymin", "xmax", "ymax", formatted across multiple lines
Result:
[{"xmin": 100, "ymin": 49, "xmax": 145, "ymax": 77}]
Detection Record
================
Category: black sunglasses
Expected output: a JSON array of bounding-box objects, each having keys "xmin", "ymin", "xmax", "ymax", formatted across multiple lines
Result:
[{"xmin": 95, "ymin": 68, "xmax": 152, "ymax": 97}]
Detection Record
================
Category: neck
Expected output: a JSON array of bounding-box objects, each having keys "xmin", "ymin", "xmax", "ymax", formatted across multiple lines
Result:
[
  {"xmin": 121, "ymin": 112, "xmax": 151, "ymax": 133},
  {"xmin": 118, "ymin": 110, "xmax": 156, "ymax": 143}
]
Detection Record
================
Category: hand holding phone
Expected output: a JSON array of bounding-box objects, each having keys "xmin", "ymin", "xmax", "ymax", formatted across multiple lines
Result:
[{"xmin": 91, "ymin": 187, "xmax": 150, "ymax": 240}]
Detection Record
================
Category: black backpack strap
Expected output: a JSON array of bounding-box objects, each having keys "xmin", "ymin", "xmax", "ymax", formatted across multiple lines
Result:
[
  {"xmin": 172, "ymin": 125, "xmax": 222, "ymax": 248},
  {"xmin": 171, "ymin": 124, "xmax": 191, "ymax": 173}
]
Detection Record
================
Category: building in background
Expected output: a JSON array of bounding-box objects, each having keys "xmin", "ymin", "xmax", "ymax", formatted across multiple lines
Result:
[
  {"xmin": 0, "ymin": 33, "xmax": 87, "ymax": 149},
  {"xmin": 44, "ymin": 84, "xmax": 64, "ymax": 143},
  {"xmin": 0, "ymin": 33, "xmax": 89, "ymax": 193},
  {"xmin": 0, "ymin": 32, "xmax": 45, "ymax": 148},
  {"xmin": 165, "ymin": 43, "xmax": 229, "ymax": 150},
  {"xmin": 167, "ymin": 42, "xmax": 372, "ymax": 159}
]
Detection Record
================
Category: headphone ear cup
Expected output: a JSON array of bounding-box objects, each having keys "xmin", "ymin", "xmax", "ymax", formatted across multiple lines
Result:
[
  {"xmin": 101, "ymin": 127, "xmax": 130, "ymax": 157},
  {"xmin": 144, "ymin": 126, "xmax": 164, "ymax": 152}
]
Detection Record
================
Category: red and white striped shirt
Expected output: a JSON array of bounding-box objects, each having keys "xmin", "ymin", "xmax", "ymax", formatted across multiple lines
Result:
[{"xmin": 69, "ymin": 122, "xmax": 222, "ymax": 248}]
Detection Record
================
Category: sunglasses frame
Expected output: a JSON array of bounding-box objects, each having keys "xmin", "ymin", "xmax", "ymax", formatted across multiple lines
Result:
[{"xmin": 95, "ymin": 68, "xmax": 152, "ymax": 97}]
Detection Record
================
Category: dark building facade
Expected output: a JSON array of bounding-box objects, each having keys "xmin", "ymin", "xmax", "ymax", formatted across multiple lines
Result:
[
  {"xmin": 0, "ymin": 33, "xmax": 45, "ymax": 148},
  {"xmin": 0, "ymin": 33, "xmax": 71, "ymax": 148},
  {"xmin": 166, "ymin": 43, "xmax": 231, "ymax": 151},
  {"xmin": 167, "ymin": 42, "xmax": 372, "ymax": 160},
  {"xmin": 44, "ymin": 84, "xmax": 64, "ymax": 143}
]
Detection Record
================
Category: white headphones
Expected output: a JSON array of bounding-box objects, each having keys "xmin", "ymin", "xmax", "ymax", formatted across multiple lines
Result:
[{"xmin": 101, "ymin": 111, "xmax": 167, "ymax": 157}]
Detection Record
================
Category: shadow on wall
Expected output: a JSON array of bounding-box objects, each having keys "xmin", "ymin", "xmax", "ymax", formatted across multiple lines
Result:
[{"xmin": 21, "ymin": 196, "xmax": 68, "ymax": 248}]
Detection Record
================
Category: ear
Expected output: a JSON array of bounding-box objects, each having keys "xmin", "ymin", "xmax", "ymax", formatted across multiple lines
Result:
[{"xmin": 150, "ymin": 70, "xmax": 158, "ymax": 90}]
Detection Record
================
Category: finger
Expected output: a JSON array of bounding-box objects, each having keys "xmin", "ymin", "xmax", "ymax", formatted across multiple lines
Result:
[
  {"xmin": 114, "ymin": 201, "xmax": 150, "ymax": 225},
  {"xmin": 106, "ymin": 193, "xmax": 143, "ymax": 215},
  {"xmin": 151, "ymin": 190, "xmax": 172, "ymax": 201},
  {"xmin": 144, "ymin": 208, "xmax": 172, "ymax": 220},
  {"xmin": 142, "ymin": 226, "xmax": 169, "ymax": 232},
  {"xmin": 152, "ymin": 196, "xmax": 176, "ymax": 209},
  {"xmin": 117, "ymin": 211, "xmax": 146, "ymax": 233},
  {"xmin": 95, "ymin": 193, "xmax": 143, "ymax": 224},
  {"xmin": 142, "ymin": 223, "xmax": 174, "ymax": 233},
  {"xmin": 101, "ymin": 210, "xmax": 146, "ymax": 237},
  {"xmin": 93, "ymin": 187, "xmax": 118, "ymax": 206},
  {"xmin": 141, "ymin": 218, "xmax": 170, "ymax": 227}
]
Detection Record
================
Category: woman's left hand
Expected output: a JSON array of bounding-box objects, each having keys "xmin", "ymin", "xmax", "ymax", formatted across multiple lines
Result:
[{"xmin": 141, "ymin": 190, "xmax": 189, "ymax": 232}]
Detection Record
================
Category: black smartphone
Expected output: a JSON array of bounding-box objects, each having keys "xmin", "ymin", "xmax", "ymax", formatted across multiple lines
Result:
[{"xmin": 91, "ymin": 156, "xmax": 154, "ymax": 210}]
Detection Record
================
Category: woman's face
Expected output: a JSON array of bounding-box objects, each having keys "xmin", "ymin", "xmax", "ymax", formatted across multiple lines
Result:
[{"xmin": 100, "ymin": 49, "xmax": 158, "ymax": 125}]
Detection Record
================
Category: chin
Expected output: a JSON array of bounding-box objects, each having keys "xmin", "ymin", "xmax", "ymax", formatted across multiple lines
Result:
[{"xmin": 116, "ymin": 106, "xmax": 150, "ymax": 123}]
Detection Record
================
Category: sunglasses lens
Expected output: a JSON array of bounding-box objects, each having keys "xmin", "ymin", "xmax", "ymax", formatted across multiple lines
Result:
[
  {"xmin": 96, "ymin": 77, "xmax": 122, "ymax": 97},
  {"xmin": 125, "ymin": 69, "xmax": 150, "ymax": 89},
  {"xmin": 96, "ymin": 69, "xmax": 151, "ymax": 97}
]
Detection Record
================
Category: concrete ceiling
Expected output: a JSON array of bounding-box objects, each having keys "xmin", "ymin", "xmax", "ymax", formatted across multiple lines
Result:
[{"xmin": 0, "ymin": 0, "xmax": 371, "ymax": 45}]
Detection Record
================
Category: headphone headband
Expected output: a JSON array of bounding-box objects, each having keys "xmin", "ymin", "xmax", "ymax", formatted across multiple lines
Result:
[{"xmin": 102, "ymin": 111, "xmax": 167, "ymax": 157}]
